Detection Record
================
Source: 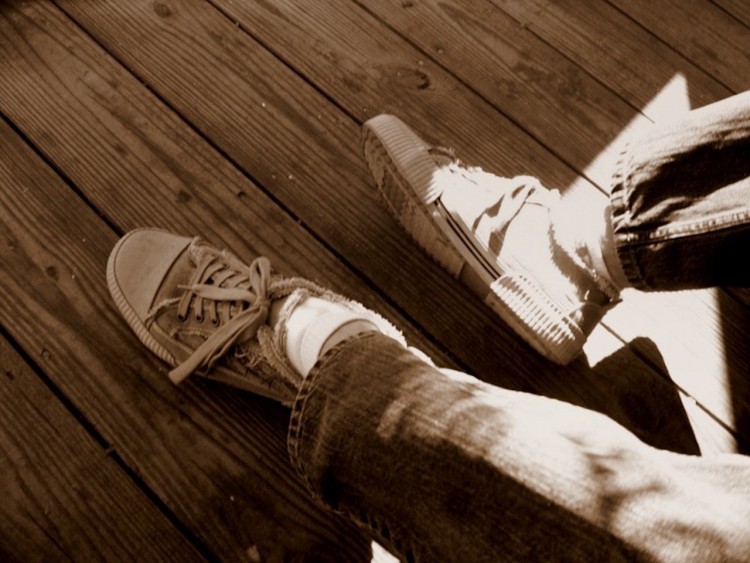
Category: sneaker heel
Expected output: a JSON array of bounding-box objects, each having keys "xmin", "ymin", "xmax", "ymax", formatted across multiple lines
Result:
[{"xmin": 362, "ymin": 121, "xmax": 465, "ymax": 277}]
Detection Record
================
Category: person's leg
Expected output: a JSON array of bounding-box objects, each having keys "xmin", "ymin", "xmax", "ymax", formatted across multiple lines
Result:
[
  {"xmin": 361, "ymin": 116, "xmax": 622, "ymax": 365},
  {"xmin": 291, "ymin": 331, "xmax": 750, "ymax": 562},
  {"xmin": 362, "ymin": 91, "xmax": 750, "ymax": 363},
  {"xmin": 109, "ymin": 229, "xmax": 750, "ymax": 561},
  {"xmin": 610, "ymin": 90, "xmax": 750, "ymax": 290}
]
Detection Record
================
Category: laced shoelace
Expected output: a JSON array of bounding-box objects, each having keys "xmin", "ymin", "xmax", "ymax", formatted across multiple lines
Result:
[
  {"xmin": 467, "ymin": 176, "xmax": 542, "ymax": 243},
  {"xmin": 160, "ymin": 249, "xmax": 272, "ymax": 384},
  {"xmin": 431, "ymin": 146, "xmax": 556, "ymax": 253}
]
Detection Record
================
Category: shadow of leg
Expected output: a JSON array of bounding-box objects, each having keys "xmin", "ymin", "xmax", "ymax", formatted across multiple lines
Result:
[
  {"xmin": 589, "ymin": 337, "xmax": 700, "ymax": 455},
  {"xmin": 514, "ymin": 337, "xmax": 700, "ymax": 455},
  {"xmin": 721, "ymin": 289, "xmax": 750, "ymax": 454}
]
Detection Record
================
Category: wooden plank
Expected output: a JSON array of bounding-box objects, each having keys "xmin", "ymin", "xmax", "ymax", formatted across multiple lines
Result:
[
  {"xmin": 198, "ymin": 0, "xmax": 746, "ymax": 457},
  {"xmin": 0, "ymin": 5, "xmax": 739, "ymax": 560},
  {"xmin": 489, "ymin": 0, "xmax": 734, "ymax": 214},
  {"xmin": 0, "ymin": 3, "xmax": 418, "ymax": 559},
  {"xmin": 609, "ymin": 0, "xmax": 750, "ymax": 93},
  {"xmin": 0, "ymin": 117, "xmax": 373, "ymax": 561},
  {"xmin": 607, "ymin": 288, "xmax": 750, "ymax": 452},
  {"xmin": 44, "ymin": 0, "xmax": 730, "ymax": 453},
  {"xmin": 714, "ymin": 0, "xmax": 750, "ymax": 27},
  {"xmin": 495, "ymin": 0, "xmax": 732, "ymax": 110},
  {"xmin": 0, "ymin": 4, "xmax": 417, "ymax": 558},
  {"xmin": 582, "ymin": 325, "xmax": 738, "ymax": 456},
  {"xmin": 355, "ymin": 0, "xmax": 643, "ymax": 189},
  {"xmin": 0, "ymin": 0, "xmax": 449, "ymax": 367},
  {"xmin": 0, "ymin": 334, "xmax": 203, "ymax": 561}
]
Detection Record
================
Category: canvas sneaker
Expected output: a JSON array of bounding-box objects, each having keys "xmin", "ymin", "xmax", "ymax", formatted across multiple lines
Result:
[
  {"xmin": 107, "ymin": 228, "xmax": 403, "ymax": 404},
  {"xmin": 361, "ymin": 115, "xmax": 620, "ymax": 364}
]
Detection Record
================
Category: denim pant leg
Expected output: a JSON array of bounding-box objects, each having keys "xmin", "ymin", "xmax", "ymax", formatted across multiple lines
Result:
[
  {"xmin": 610, "ymin": 91, "xmax": 750, "ymax": 290},
  {"xmin": 287, "ymin": 332, "xmax": 750, "ymax": 562}
]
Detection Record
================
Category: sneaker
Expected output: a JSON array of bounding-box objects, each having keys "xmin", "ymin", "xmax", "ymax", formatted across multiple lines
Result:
[
  {"xmin": 107, "ymin": 228, "xmax": 403, "ymax": 403},
  {"xmin": 361, "ymin": 115, "xmax": 619, "ymax": 364}
]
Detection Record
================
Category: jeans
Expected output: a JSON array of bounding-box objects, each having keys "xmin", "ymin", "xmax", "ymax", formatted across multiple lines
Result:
[
  {"xmin": 611, "ymin": 90, "xmax": 750, "ymax": 290},
  {"xmin": 288, "ymin": 92, "xmax": 750, "ymax": 561}
]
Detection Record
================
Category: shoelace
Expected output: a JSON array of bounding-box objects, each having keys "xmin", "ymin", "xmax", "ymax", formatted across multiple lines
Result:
[
  {"xmin": 433, "ymin": 146, "xmax": 556, "ymax": 254},
  {"xmin": 446, "ymin": 161, "xmax": 618, "ymax": 309},
  {"xmin": 430, "ymin": 148, "xmax": 616, "ymax": 319},
  {"xmin": 168, "ymin": 250, "xmax": 272, "ymax": 384},
  {"xmin": 467, "ymin": 174, "xmax": 543, "ymax": 246}
]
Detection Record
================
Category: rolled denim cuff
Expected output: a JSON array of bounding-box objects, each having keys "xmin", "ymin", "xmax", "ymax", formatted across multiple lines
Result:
[
  {"xmin": 609, "ymin": 141, "xmax": 649, "ymax": 290},
  {"xmin": 609, "ymin": 92, "xmax": 750, "ymax": 291}
]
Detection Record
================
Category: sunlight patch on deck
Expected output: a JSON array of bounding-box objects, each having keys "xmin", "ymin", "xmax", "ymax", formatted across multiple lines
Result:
[
  {"xmin": 580, "ymin": 73, "xmax": 691, "ymax": 193},
  {"xmin": 574, "ymin": 75, "xmax": 737, "ymax": 453}
]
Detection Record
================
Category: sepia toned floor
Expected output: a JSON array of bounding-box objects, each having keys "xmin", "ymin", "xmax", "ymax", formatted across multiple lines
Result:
[{"xmin": 1, "ymin": 1, "xmax": 748, "ymax": 560}]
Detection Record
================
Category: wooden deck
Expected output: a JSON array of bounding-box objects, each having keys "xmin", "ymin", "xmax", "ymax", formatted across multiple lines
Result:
[{"xmin": 0, "ymin": 0, "xmax": 748, "ymax": 560}]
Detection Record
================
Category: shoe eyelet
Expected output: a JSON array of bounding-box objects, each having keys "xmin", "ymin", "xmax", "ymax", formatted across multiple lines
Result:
[
  {"xmin": 195, "ymin": 314, "xmax": 204, "ymax": 323},
  {"xmin": 211, "ymin": 318, "xmax": 219, "ymax": 326},
  {"xmin": 176, "ymin": 313, "xmax": 187, "ymax": 322}
]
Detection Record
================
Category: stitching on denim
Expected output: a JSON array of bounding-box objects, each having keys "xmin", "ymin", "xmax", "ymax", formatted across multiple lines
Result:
[
  {"xmin": 288, "ymin": 331, "xmax": 383, "ymax": 470},
  {"xmin": 617, "ymin": 209, "xmax": 750, "ymax": 246},
  {"xmin": 610, "ymin": 141, "xmax": 629, "ymax": 201},
  {"xmin": 624, "ymin": 237, "xmax": 651, "ymax": 289},
  {"xmin": 363, "ymin": 511, "xmax": 420, "ymax": 562},
  {"xmin": 287, "ymin": 335, "xmax": 361, "ymax": 485},
  {"xmin": 286, "ymin": 332, "xmax": 431, "ymax": 561},
  {"xmin": 612, "ymin": 213, "xmax": 750, "ymax": 292},
  {"xmin": 610, "ymin": 141, "xmax": 650, "ymax": 289}
]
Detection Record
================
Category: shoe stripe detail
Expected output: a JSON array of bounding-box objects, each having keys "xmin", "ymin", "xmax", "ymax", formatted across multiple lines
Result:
[{"xmin": 489, "ymin": 275, "xmax": 583, "ymax": 364}]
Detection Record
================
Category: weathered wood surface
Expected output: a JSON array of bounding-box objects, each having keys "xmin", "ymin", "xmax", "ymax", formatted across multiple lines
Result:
[
  {"xmin": 0, "ymin": 334, "xmax": 203, "ymax": 561},
  {"xmin": 0, "ymin": 0, "xmax": 747, "ymax": 560},
  {"xmin": 714, "ymin": 0, "xmax": 750, "ymax": 27},
  {"xmin": 609, "ymin": 0, "xmax": 750, "ymax": 94},
  {"xmin": 495, "ymin": 0, "xmax": 732, "ymax": 108},
  {"xmin": 488, "ymin": 2, "xmax": 750, "ymax": 438},
  {"xmin": 0, "ymin": 114, "xmax": 376, "ymax": 560},
  {"xmin": 39, "ymin": 0, "xmax": 706, "ymax": 445}
]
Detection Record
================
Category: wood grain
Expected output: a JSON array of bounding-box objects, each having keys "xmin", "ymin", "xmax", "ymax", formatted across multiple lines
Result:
[
  {"xmin": 357, "ymin": 0, "xmax": 642, "ymax": 188},
  {"xmin": 0, "ymin": 0, "xmax": 451, "ymax": 367},
  {"xmin": 713, "ymin": 0, "xmax": 750, "ymax": 27},
  {"xmin": 46, "ymin": 0, "xmax": 730, "ymax": 453},
  {"xmin": 0, "ymin": 335, "xmax": 203, "ymax": 561},
  {"xmin": 495, "ymin": 0, "xmax": 732, "ymax": 109},
  {"xmin": 479, "ymin": 0, "xmax": 750, "ymax": 447},
  {"xmin": 210, "ymin": 0, "xmax": 748, "ymax": 454},
  {"xmin": 351, "ymin": 0, "xmax": 750, "ymax": 445},
  {"xmin": 609, "ymin": 0, "xmax": 750, "ymax": 93},
  {"xmin": 0, "ymin": 0, "xmax": 746, "ymax": 557}
]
